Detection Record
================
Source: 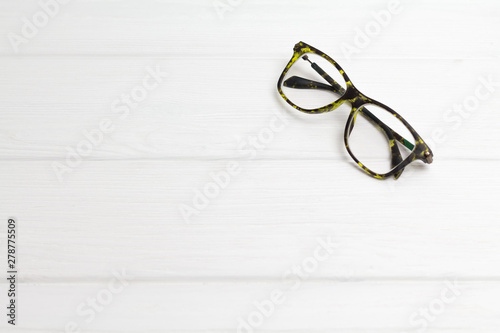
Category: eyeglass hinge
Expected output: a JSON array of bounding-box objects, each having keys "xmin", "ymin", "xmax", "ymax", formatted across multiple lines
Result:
[{"xmin": 424, "ymin": 151, "xmax": 433, "ymax": 164}]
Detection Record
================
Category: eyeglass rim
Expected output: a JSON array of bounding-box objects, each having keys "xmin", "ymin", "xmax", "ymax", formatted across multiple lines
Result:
[{"xmin": 276, "ymin": 41, "xmax": 434, "ymax": 180}]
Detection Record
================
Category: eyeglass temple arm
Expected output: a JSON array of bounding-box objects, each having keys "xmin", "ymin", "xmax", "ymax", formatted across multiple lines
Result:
[
  {"xmin": 304, "ymin": 57, "xmax": 345, "ymax": 93},
  {"xmin": 283, "ymin": 75, "xmax": 415, "ymax": 152},
  {"xmin": 283, "ymin": 76, "xmax": 344, "ymax": 93},
  {"xmin": 285, "ymin": 77, "xmax": 405, "ymax": 177},
  {"xmin": 285, "ymin": 77, "xmax": 408, "ymax": 176},
  {"xmin": 286, "ymin": 56, "xmax": 413, "ymax": 175},
  {"xmin": 358, "ymin": 107, "xmax": 414, "ymax": 151},
  {"xmin": 287, "ymin": 55, "xmax": 415, "ymax": 151}
]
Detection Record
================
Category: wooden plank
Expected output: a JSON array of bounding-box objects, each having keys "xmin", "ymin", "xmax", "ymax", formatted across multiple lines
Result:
[
  {"xmin": 0, "ymin": 281, "xmax": 498, "ymax": 331},
  {"xmin": 1, "ymin": 160, "xmax": 498, "ymax": 280},
  {"xmin": 0, "ymin": 0, "xmax": 498, "ymax": 58},
  {"xmin": 0, "ymin": 57, "xmax": 498, "ymax": 160}
]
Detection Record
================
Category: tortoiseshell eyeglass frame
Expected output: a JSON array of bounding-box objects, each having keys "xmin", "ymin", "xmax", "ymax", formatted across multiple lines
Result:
[{"xmin": 277, "ymin": 41, "xmax": 433, "ymax": 180}]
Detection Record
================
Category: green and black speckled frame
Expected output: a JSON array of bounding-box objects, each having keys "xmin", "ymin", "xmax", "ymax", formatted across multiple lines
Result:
[{"xmin": 277, "ymin": 41, "xmax": 433, "ymax": 180}]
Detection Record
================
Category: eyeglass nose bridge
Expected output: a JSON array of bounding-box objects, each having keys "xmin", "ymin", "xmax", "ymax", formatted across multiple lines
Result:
[{"xmin": 337, "ymin": 85, "xmax": 368, "ymax": 109}]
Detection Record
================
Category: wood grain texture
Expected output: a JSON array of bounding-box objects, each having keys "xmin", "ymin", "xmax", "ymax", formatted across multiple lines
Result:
[
  {"xmin": 0, "ymin": 0, "xmax": 498, "ymax": 58},
  {"xmin": 0, "ymin": 57, "xmax": 498, "ymax": 160},
  {"xmin": 0, "ymin": 281, "xmax": 497, "ymax": 331},
  {"xmin": 0, "ymin": 0, "xmax": 499, "ymax": 331},
  {"xmin": 0, "ymin": 160, "xmax": 499, "ymax": 282},
  {"xmin": 0, "ymin": 57, "xmax": 500, "ymax": 160}
]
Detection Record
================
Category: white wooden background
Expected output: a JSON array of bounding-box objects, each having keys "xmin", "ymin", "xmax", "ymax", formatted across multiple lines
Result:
[{"xmin": 1, "ymin": 0, "xmax": 500, "ymax": 332}]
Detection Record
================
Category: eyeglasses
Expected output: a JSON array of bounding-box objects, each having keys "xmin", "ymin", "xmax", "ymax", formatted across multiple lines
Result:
[{"xmin": 277, "ymin": 41, "xmax": 433, "ymax": 180}]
